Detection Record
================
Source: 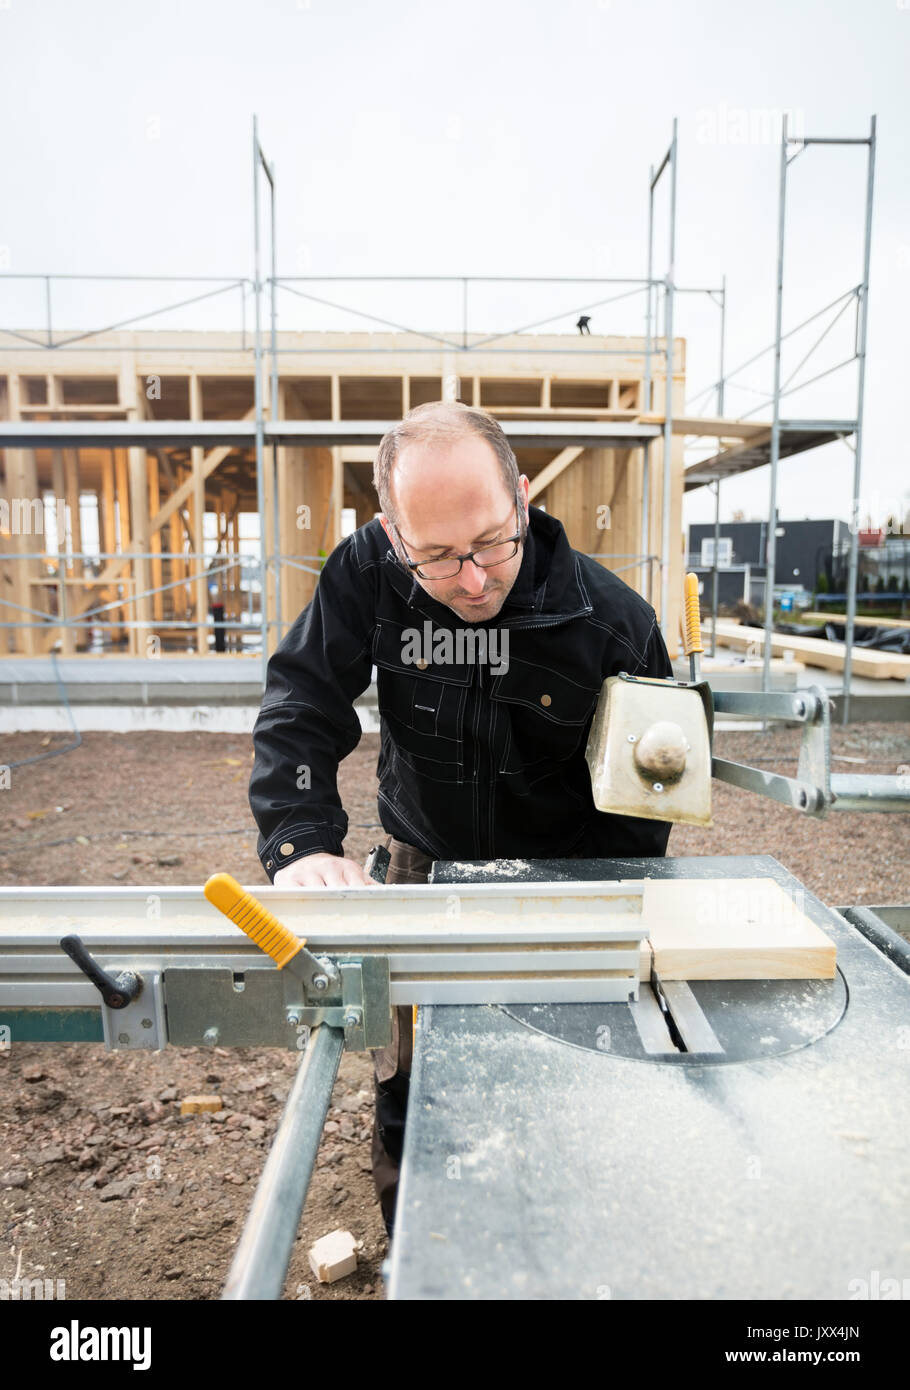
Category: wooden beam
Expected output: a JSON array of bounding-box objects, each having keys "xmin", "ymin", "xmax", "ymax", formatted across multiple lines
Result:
[
  {"xmin": 51, "ymin": 449, "xmax": 74, "ymax": 655},
  {"xmin": 114, "ymin": 447, "xmax": 131, "ymax": 639},
  {"xmin": 189, "ymin": 374, "xmax": 208, "ymax": 656},
  {"xmin": 331, "ymin": 447, "xmax": 343, "ymax": 550},
  {"xmin": 148, "ymin": 454, "xmax": 163, "ymax": 623},
  {"xmin": 229, "ymin": 500, "xmax": 240, "ymax": 646},
  {"xmin": 37, "ymin": 435, "xmax": 208, "ymax": 654},
  {"xmin": 0, "ymin": 376, "xmax": 40, "ymax": 653},
  {"xmin": 62, "ymin": 450, "xmax": 82, "ymax": 577},
  {"xmin": 638, "ymin": 878, "xmax": 836, "ymax": 981},
  {"xmin": 114, "ymin": 449, "xmax": 131, "ymax": 549},
  {"xmin": 170, "ymin": 501, "xmax": 185, "ymax": 622},
  {"xmin": 707, "ymin": 618, "xmax": 910, "ymax": 681},
  {"xmin": 527, "ymin": 446, "xmax": 584, "ymax": 502},
  {"xmin": 641, "ymin": 413, "xmax": 772, "ymax": 440},
  {"xmin": 128, "ymin": 446, "xmax": 151, "ymax": 655},
  {"xmin": 153, "ymin": 448, "xmax": 195, "ymax": 554},
  {"xmin": 101, "ymin": 453, "xmax": 117, "ymax": 560},
  {"xmin": 145, "ymin": 405, "xmax": 254, "ymax": 537},
  {"xmin": 802, "ymin": 612, "xmax": 910, "ymax": 630}
]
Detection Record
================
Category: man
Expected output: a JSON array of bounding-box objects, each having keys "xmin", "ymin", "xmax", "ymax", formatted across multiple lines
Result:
[{"xmin": 249, "ymin": 400, "xmax": 673, "ymax": 1237}]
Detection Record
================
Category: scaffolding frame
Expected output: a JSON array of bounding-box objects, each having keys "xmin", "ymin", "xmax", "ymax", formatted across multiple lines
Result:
[
  {"xmin": 0, "ymin": 117, "xmax": 879, "ymax": 712},
  {"xmin": 764, "ymin": 117, "xmax": 877, "ymax": 725},
  {"xmin": 680, "ymin": 117, "xmax": 877, "ymax": 722}
]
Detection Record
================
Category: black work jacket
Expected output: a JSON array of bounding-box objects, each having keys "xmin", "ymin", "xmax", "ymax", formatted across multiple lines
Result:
[{"xmin": 249, "ymin": 505, "xmax": 673, "ymax": 880}]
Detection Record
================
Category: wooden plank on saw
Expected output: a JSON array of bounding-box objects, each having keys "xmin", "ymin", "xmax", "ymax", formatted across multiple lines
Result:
[{"xmin": 637, "ymin": 877, "xmax": 837, "ymax": 981}]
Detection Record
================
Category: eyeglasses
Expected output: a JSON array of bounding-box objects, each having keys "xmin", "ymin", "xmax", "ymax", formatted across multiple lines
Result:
[{"xmin": 394, "ymin": 513, "xmax": 524, "ymax": 580}]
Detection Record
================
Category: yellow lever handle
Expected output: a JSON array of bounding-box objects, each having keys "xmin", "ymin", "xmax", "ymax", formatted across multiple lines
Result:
[
  {"xmin": 204, "ymin": 872, "xmax": 304, "ymax": 970},
  {"xmin": 684, "ymin": 572, "xmax": 704, "ymax": 656}
]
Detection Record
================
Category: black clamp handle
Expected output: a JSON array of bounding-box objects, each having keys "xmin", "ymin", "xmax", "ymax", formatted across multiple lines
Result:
[
  {"xmin": 364, "ymin": 843, "xmax": 391, "ymax": 884},
  {"xmin": 60, "ymin": 934, "xmax": 141, "ymax": 1010}
]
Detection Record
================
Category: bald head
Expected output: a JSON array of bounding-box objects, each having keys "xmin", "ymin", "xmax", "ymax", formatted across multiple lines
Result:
[{"xmin": 376, "ymin": 418, "xmax": 530, "ymax": 624}]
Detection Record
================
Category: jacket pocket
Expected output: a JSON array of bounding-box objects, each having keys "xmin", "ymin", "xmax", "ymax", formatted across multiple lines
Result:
[
  {"xmin": 491, "ymin": 657, "xmax": 600, "ymax": 793},
  {"xmin": 384, "ymin": 683, "xmax": 468, "ymax": 783},
  {"xmin": 373, "ymin": 620, "xmax": 469, "ymax": 784}
]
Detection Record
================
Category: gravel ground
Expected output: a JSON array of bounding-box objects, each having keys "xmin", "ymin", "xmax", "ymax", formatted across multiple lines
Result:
[{"xmin": 0, "ymin": 720, "xmax": 907, "ymax": 1301}]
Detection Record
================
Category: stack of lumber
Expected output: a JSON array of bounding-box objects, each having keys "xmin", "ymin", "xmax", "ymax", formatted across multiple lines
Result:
[
  {"xmin": 802, "ymin": 612, "xmax": 909, "ymax": 629},
  {"xmin": 705, "ymin": 618, "xmax": 910, "ymax": 681}
]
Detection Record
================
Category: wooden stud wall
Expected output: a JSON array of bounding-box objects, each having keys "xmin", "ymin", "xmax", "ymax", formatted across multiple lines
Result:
[{"xmin": 0, "ymin": 330, "xmax": 687, "ymax": 658}]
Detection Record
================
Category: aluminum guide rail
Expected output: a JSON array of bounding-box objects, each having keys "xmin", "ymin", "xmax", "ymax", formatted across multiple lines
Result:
[
  {"xmin": 0, "ymin": 876, "xmax": 644, "ymax": 1297},
  {"xmin": 0, "ymin": 880, "xmax": 648, "ymax": 1024}
]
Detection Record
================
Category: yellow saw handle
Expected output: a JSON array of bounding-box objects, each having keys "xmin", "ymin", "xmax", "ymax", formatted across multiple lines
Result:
[
  {"xmin": 684, "ymin": 572, "xmax": 704, "ymax": 656},
  {"xmin": 204, "ymin": 872, "xmax": 304, "ymax": 970}
]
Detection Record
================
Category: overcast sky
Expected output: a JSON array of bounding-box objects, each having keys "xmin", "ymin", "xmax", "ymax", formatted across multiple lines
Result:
[{"xmin": 2, "ymin": 0, "xmax": 907, "ymax": 533}]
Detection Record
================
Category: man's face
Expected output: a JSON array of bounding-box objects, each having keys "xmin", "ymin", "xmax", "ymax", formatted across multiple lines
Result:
[{"xmin": 379, "ymin": 435, "xmax": 530, "ymax": 624}]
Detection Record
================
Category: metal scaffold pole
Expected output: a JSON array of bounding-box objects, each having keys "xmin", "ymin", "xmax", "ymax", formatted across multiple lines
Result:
[
  {"xmin": 252, "ymin": 115, "xmax": 270, "ymax": 684},
  {"xmin": 709, "ymin": 275, "xmax": 726, "ymax": 657},
  {"xmin": 710, "ymin": 479, "xmax": 720, "ymax": 657},
  {"xmin": 760, "ymin": 116, "xmax": 877, "ymax": 717},
  {"xmin": 656, "ymin": 121, "xmax": 678, "ymax": 645},
  {"xmin": 266, "ymin": 147, "xmax": 282, "ymax": 649},
  {"xmin": 762, "ymin": 114, "xmax": 789, "ymax": 701},
  {"xmin": 641, "ymin": 163, "xmax": 655, "ymax": 605},
  {"xmin": 842, "ymin": 115, "xmax": 877, "ymax": 725}
]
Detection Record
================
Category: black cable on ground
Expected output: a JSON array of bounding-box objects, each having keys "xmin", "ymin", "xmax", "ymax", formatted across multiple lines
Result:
[{"xmin": 6, "ymin": 653, "xmax": 82, "ymax": 770}]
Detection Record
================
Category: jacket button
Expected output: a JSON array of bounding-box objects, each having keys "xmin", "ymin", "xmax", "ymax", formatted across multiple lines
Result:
[
  {"xmin": 416, "ymin": 658, "xmax": 428, "ymax": 670},
  {"xmin": 266, "ymin": 860, "xmax": 273, "ymax": 869},
  {"xmin": 540, "ymin": 693, "xmax": 552, "ymax": 707},
  {"xmin": 279, "ymin": 841, "xmax": 295, "ymax": 856}
]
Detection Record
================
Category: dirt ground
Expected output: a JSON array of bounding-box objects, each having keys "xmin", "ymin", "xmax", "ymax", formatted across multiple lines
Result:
[{"xmin": 1, "ymin": 719, "xmax": 908, "ymax": 1301}]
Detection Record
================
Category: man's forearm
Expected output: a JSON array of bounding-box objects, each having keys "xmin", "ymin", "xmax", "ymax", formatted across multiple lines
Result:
[
  {"xmin": 250, "ymin": 699, "xmax": 361, "ymax": 879},
  {"xmin": 248, "ymin": 534, "xmax": 376, "ymax": 881}
]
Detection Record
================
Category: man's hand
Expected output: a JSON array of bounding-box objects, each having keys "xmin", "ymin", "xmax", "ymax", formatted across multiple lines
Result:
[{"xmin": 273, "ymin": 852, "xmax": 379, "ymax": 889}]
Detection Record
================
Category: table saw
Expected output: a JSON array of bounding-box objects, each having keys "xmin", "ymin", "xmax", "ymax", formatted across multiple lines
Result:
[
  {"xmin": 1, "ymin": 849, "xmax": 908, "ymax": 1301},
  {"xmin": 1, "ymin": 583, "xmax": 907, "ymax": 1300},
  {"xmin": 387, "ymin": 851, "xmax": 910, "ymax": 1300}
]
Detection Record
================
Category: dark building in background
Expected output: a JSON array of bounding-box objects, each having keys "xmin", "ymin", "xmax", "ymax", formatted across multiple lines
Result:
[{"xmin": 686, "ymin": 518, "xmax": 849, "ymax": 609}]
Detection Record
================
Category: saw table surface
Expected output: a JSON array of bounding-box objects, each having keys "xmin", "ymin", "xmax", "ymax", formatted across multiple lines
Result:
[{"xmin": 386, "ymin": 854, "xmax": 910, "ymax": 1300}]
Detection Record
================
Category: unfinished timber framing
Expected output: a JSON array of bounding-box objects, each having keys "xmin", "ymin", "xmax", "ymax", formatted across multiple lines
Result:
[
  {"xmin": 0, "ymin": 331, "xmax": 685, "ymax": 662},
  {"xmin": 0, "ymin": 117, "xmax": 877, "ymax": 690}
]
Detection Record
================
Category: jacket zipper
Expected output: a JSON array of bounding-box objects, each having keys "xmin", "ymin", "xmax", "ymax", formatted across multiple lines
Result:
[
  {"xmin": 481, "ymin": 659, "xmax": 495, "ymax": 859},
  {"xmin": 475, "ymin": 610, "xmax": 592, "ymax": 857},
  {"xmin": 471, "ymin": 658, "xmax": 482, "ymax": 858},
  {"xmin": 458, "ymin": 606, "xmax": 595, "ymax": 858},
  {"xmin": 498, "ymin": 609, "xmax": 591, "ymax": 632}
]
